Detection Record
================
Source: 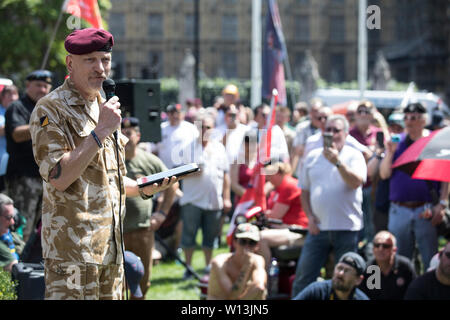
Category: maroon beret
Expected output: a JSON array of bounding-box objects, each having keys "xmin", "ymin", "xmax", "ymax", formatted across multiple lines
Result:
[{"xmin": 64, "ymin": 28, "xmax": 114, "ymax": 55}]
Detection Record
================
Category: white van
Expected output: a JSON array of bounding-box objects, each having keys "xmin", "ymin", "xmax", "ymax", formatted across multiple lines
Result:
[{"xmin": 314, "ymin": 88, "xmax": 449, "ymax": 122}]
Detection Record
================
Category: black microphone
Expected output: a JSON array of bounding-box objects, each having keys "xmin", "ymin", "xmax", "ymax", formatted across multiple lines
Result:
[{"xmin": 102, "ymin": 79, "xmax": 118, "ymax": 140}]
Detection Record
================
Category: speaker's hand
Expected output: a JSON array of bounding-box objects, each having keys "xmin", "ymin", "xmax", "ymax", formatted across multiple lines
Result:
[{"xmin": 96, "ymin": 96, "xmax": 121, "ymax": 140}]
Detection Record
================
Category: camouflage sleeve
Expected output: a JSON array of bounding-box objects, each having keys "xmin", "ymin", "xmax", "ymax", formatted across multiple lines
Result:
[
  {"xmin": 29, "ymin": 101, "xmax": 70, "ymax": 183},
  {"xmin": 118, "ymin": 131, "xmax": 129, "ymax": 176}
]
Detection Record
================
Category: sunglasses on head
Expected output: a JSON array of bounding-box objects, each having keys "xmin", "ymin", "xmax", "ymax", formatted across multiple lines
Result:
[
  {"xmin": 373, "ymin": 242, "xmax": 393, "ymax": 249},
  {"xmin": 325, "ymin": 127, "xmax": 342, "ymax": 134},
  {"xmin": 238, "ymin": 238, "xmax": 257, "ymax": 247}
]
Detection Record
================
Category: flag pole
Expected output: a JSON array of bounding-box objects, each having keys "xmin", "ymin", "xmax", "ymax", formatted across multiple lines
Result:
[{"xmin": 41, "ymin": 1, "xmax": 67, "ymax": 70}]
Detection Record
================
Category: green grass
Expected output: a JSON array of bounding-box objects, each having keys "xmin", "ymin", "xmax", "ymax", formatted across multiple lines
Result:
[{"xmin": 146, "ymin": 223, "xmax": 230, "ymax": 300}]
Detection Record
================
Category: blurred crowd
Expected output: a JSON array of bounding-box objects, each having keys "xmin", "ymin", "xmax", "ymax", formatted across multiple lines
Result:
[{"xmin": 1, "ymin": 72, "xmax": 449, "ymax": 300}]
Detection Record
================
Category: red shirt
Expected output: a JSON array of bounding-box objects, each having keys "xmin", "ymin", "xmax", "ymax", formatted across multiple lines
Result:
[
  {"xmin": 349, "ymin": 124, "xmax": 381, "ymax": 148},
  {"xmin": 267, "ymin": 175, "xmax": 308, "ymax": 227}
]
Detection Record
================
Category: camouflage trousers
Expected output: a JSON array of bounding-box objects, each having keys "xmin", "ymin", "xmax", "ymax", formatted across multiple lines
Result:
[
  {"xmin": 6, "ymin": 175, "xmax": 43, "ymax": 241},
  {"xmin": 44, "ymin": 259, "xmax": 124, "ymax": 300}
]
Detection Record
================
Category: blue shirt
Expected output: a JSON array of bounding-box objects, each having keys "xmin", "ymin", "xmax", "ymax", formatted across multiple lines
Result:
[
  {"xmin": 292, "ymin": 280, "xmax": 369, "ymax": 300},
  {"xmin": 0, "ymin": 230, "xmax": 19, "ymax": 261}
]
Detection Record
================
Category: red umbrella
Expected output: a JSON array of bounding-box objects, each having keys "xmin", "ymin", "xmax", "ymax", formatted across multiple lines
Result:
[{"xmin": 392, "ymin": 127, "xmax": 450, "ymax": 182}]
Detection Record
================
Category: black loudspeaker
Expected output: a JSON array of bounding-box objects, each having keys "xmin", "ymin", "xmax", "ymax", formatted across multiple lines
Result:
[
  {"xmin": 11, "ymin": 262, "xmax": 45, "ymax": 300},
  {"xmin": 115, "ymin": 79, "xmax": 162, "ymax": 142}
]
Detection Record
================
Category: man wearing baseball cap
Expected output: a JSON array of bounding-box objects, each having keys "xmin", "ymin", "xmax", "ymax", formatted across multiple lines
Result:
[
  {"xmin": 208, "ymin": 223, "xmax": 267, "ymax": 300},
  {"xmin": 293, "ymin": 251, "xmax": 369, "ymax": 300},
  {"xmin": 4, "ymin": 69, "xmax": 52, "ymax": 242},
  {"xmin": 29, "ymin": 28, "xmax": 177, "ymax": 300},
  {"xmin": 380, "ymin": 102, "xmax": 448, "ymax": 271}
]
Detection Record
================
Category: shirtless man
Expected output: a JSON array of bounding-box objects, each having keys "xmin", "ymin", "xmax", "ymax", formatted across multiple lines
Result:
[{"xmin": 207, "ymin": 223, "xmax": 267, "ymax": 300}]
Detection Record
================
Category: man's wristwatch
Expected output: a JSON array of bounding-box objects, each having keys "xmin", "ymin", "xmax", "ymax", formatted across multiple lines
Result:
[
  {"xmin": 335, "ymin": 160, "xmax": 342, "ymax": 168},
  {"xmin": 376, "ymin": 152, "xmax": 385, "ymax": 160},
  {"xmin": 439, "ymin": 199, "xmax": 448, "ymax": 207},
  {"xmin": 152, "ymin": 211, "xmax": 167, "ymax": 218},
  {"xmin": 139, "ymin": 188, "xmax": 153, "ymax": 200}
]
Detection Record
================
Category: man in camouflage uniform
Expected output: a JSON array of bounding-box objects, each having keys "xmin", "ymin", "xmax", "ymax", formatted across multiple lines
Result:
[
  {"xmin": 5, "ymin": 70, "xmax": 53, "ymax": 241},
  {"xmin": 29, "ymin": 28, "xmax": 177, "ymax": 300}
]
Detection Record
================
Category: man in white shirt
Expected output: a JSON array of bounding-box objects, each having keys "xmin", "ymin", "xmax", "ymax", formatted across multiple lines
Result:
[
  {"xmin": 294, "ymin": 107, "xmax": 372, "ymax": 180},
  {"xmin": 291, "ymin": 98, "xmax": 325, "ymax": 175},
  {"xmin": 291, "ymin": 114, "xmax": 367, "ymax": 297},
  {"xmin": 179, "ymin": 114, "xmax": 232, "ymax": 279},
  {"xmin": 153, "ymin": 103, "xmax": 199, "ymax": 169},
  {"xmin": 215, "ymin": 104, "xmax": 249, "ymax": 165},
  {"xmin": 246, "ymin": 104, "xmax": 289, "ymax": 164}
]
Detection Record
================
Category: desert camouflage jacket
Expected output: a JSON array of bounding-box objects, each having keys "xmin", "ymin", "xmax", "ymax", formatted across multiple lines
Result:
[{"xmin": 29, "ymin": 78, "xmax": 128, "ymax": 265}]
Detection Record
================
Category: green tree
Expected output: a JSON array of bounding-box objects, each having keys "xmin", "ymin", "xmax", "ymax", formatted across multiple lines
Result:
[{"xmin": 0, "ymin": 0, "xmax": 111, "ymax": 85}]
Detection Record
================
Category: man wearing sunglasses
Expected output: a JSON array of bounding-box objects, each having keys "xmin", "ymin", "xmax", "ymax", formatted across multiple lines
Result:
[
  {"xmin": 380, "ymin": 102, "xmax": 449, "ymax": 271},
  {"xmin": 179, "ymin": 114, "xmax": 232, "ymax": 279},
  {"xmin": 292, "ymin": 115, "xmax": 367, "ymax": 297},
  {"xmin": 405, "ymin": 241, "xmax": 450, "ymax": 299},
  {"xmin": 291, "ymin": 99, "xmax": 325, "ymax": 177},
  {"xmin": 207, "ymin": 223, "xmax": 267, "ymax": 300},
  {"xmin": 0, "ymin": 193, "xmax": 24, "ymax": 272},
  {"xmin": 359, "ymin": 231, "xmax": 416, "ymax": 300},
  {"xmin": 349, "ymin": 100, "xmax": 382, "ymax": 243}
]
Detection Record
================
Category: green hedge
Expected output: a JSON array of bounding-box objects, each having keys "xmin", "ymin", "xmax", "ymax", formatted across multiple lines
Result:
[
  {"xmin": 0, "ymin": 270, "xmax": 17, "ymax": 300},
  {"xmin": 159, "ymin": 77, "xmax": 301, "ymax": 110}
]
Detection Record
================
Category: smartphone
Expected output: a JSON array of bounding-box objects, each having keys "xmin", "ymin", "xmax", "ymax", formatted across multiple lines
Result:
[
  {"xmin": 391, "ymin": 134, "xmax": 401, "ymax": 144},
  {"xmin": 376, "ymin": 131, "xmax": 384, "ymax": 149},
  {"xmin": 137, "ymin": 163, "xmax": 199, "ymax": 187},
  {"xmin": 323, "ymin": 132, "xmax": 333, "ymax": 148}
]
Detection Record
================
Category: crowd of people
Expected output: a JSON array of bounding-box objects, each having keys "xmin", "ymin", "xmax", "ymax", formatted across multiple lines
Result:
[{"xmin": 0, "ymin": 27, "xmax": 449, "ymax": 301}]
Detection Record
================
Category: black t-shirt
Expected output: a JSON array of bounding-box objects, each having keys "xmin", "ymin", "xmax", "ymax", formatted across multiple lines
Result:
[
  {"xmin": 404, "ymin": 270, "xmax": 450, "ymax": 300},
  {"xmin": 5, "ymin": 95, "xmax": 40, "ymax": 178},
  {"xmin": 359, "ymin": 255, "xmax": 416, "ymax": 300}
]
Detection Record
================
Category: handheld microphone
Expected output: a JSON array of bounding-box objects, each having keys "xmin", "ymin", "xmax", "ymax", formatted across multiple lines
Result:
[{"xmin": 102, "ymin": 79, "xmax": 118, "ymax": 140}]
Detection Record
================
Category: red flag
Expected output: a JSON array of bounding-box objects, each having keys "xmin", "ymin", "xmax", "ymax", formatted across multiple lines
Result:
[{"xmin": 64, "ymin": 0, "xmax": 103, "ymax": 29}]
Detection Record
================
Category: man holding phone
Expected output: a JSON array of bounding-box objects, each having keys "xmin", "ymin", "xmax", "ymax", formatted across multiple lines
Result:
[{"xmin": 292, "ymin": 115, "xmax": 367, "ymax": 296}]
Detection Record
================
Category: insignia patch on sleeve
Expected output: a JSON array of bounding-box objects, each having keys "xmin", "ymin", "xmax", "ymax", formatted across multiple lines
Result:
[{"xmin": 40, "ymin": 116, "xmax": 49, "ymax": 127}]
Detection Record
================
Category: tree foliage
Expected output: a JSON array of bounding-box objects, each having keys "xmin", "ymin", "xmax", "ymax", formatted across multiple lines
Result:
[
  {"xmin": 0, "ymin": 0, "xmax": 111, "ymax": 85},
  {"xmin": 0, "ymin": 269, "xmax": 17, "ymax": 300}
]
